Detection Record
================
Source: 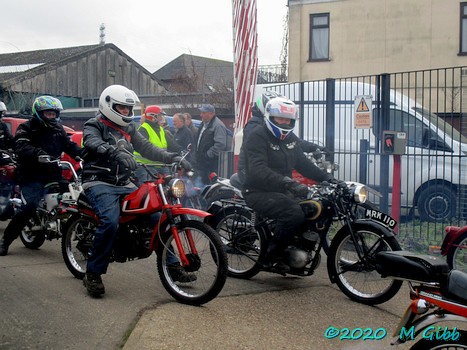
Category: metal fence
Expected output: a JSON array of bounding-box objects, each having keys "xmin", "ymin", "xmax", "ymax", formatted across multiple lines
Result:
[{"xmin": 265, "ymin": 67, "xmax": 467, "ymax": 250}]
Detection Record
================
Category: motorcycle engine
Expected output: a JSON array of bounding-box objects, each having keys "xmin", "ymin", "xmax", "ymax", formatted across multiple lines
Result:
[
  {"xmin": 284, "ymin": 246, "xmax": 310, "ymax": 269},
  {"xmin": 300, "ymin": 199, "xmax": 324, "ymax": 221},
  {"xmin": 113, "ymin": 224, "xmax": 152, "ymax": 262}
]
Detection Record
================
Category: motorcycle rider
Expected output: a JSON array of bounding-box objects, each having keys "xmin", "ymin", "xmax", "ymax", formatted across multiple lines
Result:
[
  {"xmin": 237, "ymin": 91, "xmax": 329, "ymax": 184},
  {"xmin": 0, "ymin": 96, "xmax": 83, "ymax": 256},
  {"xmin": 242, "ymin": 97, "xmax": 333, "ymax": 274},
  {"xmin": 81, "ymin": 85, "xmax": 192, "ymax": 297},
  {"xmin": 0, "ymin": 101, "xmax": 14, "ymax": 151}
]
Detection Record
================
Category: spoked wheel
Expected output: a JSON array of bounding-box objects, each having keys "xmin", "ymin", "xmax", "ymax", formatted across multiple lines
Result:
[
  {"xmin": 61, "ymin": 215, "xmax": 96, "ymax": 279},
  {"xmin": 447, "ymin": 232, "xmax": 467, "ymax": 274},
  {"xmin": 409, "ymin": 330, "xmax": 467, "ymax": 350},
  {"xmin": 157, "ymin": 220, "xmax": 228, "ymax": 305},
  {"xmin": 327, "ymin": 223, "xmax": 403, "ymax": 305},
  {"xmin": 20, "ymin": 217, "xmax": 46, "ymax": 249},
  {"xmin": 210, "ymin": 206, "xmax": 267, "ymax": 279}
]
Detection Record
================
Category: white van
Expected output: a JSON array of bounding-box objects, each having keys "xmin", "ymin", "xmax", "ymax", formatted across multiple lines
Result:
[{"xmin": 255, "ymin": 82, "xmax": 467, "ymax": 222}]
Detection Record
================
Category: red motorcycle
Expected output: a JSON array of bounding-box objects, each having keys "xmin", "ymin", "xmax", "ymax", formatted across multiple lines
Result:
[
  {"xmin": 441, "ymin": 225, "xmax": 467, "ymax": 274},
  {"xmin": 376, "ymin": 250, "xmax": 467, "ymax": 349},
  {"xmin": 61, "ymin": 159, "xmax": 228, "ymax": 305}
]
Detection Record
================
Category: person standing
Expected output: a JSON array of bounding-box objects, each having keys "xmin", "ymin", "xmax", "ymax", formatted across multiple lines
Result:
[
  {"xmin": 0, "ymin": 96, "xmax": 82, "ymax": 256},
  {"xmin": 172, "ymin": 113, "xmax": 193, "ymax": 153},
  {"xmin": 184, "ymin": 113, "xmax": 198, "ymax": 136},
  {"xmin": 134, "ymin": 105, "xmax": 182, "ymax": 181},
  {"xmin": 193, "ymin": 104, "xmax": 227, "ymax": 185}
]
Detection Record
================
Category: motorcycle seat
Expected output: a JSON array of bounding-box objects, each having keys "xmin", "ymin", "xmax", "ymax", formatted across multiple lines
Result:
[
  {"xmin": 375, "ymin": 250, "xmax": 450, "ymax": 284},
  {"xmin": 444, "ymin": 269, "xmax": 467, "ymax": 304}
]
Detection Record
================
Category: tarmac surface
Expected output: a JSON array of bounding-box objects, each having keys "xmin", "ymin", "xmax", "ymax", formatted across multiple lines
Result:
[{"xmin": 123, "ymin": 270, "xmax": 413, "ymax": 350}]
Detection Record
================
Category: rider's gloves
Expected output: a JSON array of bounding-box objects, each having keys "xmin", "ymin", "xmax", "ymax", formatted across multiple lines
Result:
[
  {"xmin": 113, "ymin": 150, "xmax": 137, "ymax": 171},
  {"xmin": 161, "ymin": 151, "xmax": 179, "ymax": 164},
  {"xmin": 37, "ymin": 153, "xmax": 52, "ymax": 163},
  {"xmin": 172, "ymin": 156, "xmax": 193, "ymax": 172},
  {"xmin": 328, "ymin": 177, "xmax": 347, "ymax": 187},
  {"xmin": 282, "ymin": 176, "xmax": 309, "ymax": 198}
]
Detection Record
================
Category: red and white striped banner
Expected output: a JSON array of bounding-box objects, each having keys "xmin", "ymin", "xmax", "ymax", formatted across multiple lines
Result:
[{"xmin": 232, "ymin": 0, "xmax": 258, "ymax": 139}]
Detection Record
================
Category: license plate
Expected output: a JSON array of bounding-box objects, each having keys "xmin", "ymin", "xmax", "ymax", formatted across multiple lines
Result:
[{"xmin": 365, "ymin": 209, "xmax": 397, "ymax": 229}]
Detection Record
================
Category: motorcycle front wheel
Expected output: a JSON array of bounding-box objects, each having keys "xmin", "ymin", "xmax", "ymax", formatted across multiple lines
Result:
[
  {"xmin": 157, "ymin": 220, "xmax": 228, "ymax": 305},
  {"xmin": 409, "ymin": 330, "xmax": 467, "ymax": 350},
  {"xmin": 61, "ymin": 215, "xmax": 95, "ymax": 279},
  {"xmin": 447, "ymin": 232, "xmax": 467, "ymax": 274},
  {"xmin": 327, "ymin": 223, "xmax": 403, "ymax": 305},
  {"xmin": 209, "ymin": 206, "xmax": 267, "ymax": 279},
  {"xmin": 20, "ymin": 216, "xmax": 46, "ymax": 249}
]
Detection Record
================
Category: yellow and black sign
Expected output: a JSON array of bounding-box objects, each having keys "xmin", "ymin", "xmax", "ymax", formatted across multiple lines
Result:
[{"xmin": 354, "ymin": 95, "xmax": 372, "ymax": 129}]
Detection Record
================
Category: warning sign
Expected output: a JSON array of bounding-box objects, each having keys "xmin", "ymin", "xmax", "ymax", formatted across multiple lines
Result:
[{"xmin": 354, "ymin": 95, "xmax": 372, "ymax": 129}]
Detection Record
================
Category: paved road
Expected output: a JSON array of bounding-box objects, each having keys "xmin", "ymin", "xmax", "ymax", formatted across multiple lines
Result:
[{"xmin": 0, "ymin": 229, "xmax": 413, "ymax": 350}]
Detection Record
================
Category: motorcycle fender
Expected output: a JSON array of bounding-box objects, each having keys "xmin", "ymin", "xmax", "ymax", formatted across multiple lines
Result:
[
  {"xmin": 353, "ymin": 219, "xmax": 396, "ymax": 238},
  {"xmin": 150, "ymin": 208, "xmax": 212, "ymax": 251},
  {"xmin": 441, "ymin": 226, "xmax": 465, "ymax": 255}
]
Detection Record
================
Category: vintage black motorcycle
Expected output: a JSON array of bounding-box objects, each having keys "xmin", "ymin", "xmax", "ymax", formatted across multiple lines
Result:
[{"xmin": 206, "ymin": 180, "xmax": 402, "ymax": 305}]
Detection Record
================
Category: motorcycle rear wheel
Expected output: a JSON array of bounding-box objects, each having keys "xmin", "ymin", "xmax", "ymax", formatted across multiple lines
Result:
[
  {"xmin": 20, "ymin": 217, "xmax": 46, "ymax": 249},
  {"xmin": 157, "ymin": 220, "xmax": 228, "ymax": 305},
  {"xmin": 61, "ymin": 215, "xmax": 95, "ymax": 279},
  {"xmin": 447, "ymin": 232, "xmax": 467, "ymax": 274},
  {"xmin": 209, "ymin": 206, "xmax": 267, "ymax": 279},
  {"xmin": 409, "ymin": 330, "xmax": 467, "ymax": 349},
  {"xmin": 327, "ymin": 223, "xmax": 402, "ymax": 305}
]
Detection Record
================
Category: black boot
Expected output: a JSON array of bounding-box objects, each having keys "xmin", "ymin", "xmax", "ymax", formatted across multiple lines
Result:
[
  {"xmin": 168, "ymin": 264, "xmax": 197, "ymax": 283},
  {"xmin": 263, "ymin": 242, "xmax": 290, "ymax": 275},
  {"xmin": 0, "ymin": 237, "xmax": 11, "ymax": 256},
  {"xmin": 83, "ymin": 271, "xmax": 105, "ymax": 296}
]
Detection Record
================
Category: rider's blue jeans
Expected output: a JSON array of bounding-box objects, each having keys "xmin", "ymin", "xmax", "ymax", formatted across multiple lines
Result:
[{"xmin": 85, "ymin": 183, "xmax": 178, "ymax": 275}]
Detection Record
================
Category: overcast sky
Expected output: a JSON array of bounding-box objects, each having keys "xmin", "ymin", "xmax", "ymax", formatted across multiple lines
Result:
[{"xmin": 1, "ymin": 0, "xmax": 288, "ymax": 73}]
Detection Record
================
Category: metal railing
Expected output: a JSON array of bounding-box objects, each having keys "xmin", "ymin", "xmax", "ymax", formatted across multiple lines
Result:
[{"xmin": 265, "ymin": 67, "xmax": 467, "ymax": 250}]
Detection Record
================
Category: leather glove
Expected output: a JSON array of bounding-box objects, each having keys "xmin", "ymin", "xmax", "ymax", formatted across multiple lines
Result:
[
  {"xmin": 282, "ymin": 176, "xmax": 309, "ymax": 198},
  {"xmin": 113, "ymin": 150, "xmax": 137, "ymax": 171},
  {"xmin": 172, "ymin": 156, "xmax": 193, "ymax": 172},
  {"xmin": 162, "ymin": 151, "xmax": 179, "ymax": 164},
  {"xmin": 38, "ymin": 154, "xmax": 53, "ymax": 163},
  {"xmin": 328, "ymin": 177, "xmax": 347, "ymax": 187}
]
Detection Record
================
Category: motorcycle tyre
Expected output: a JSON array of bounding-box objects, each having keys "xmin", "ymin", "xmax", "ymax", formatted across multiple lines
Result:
[
  {"xmin": 157, "ymin": 220, "xmax": 228, "ymax": 306},
  {"xmin": 61, "ymin": 215, "xmax": 95, "ymax": 279},
  {"xmin": 20, "ymin": 217, "xmax": 46, "ymax": 249},
  {"xmin": 327, "ymin": 223, "xmax": 403, "ymax": 305},
  {"xmin": 409, "ymin": 330, "xmax": 467, "ymax": 350},
  {"xmin": 209, "ymin": 206, "xmax": 267, "ymax": 279},
  {"xmin": 446, "ymin": 231, "xmax": 467, "ymax": 273}
]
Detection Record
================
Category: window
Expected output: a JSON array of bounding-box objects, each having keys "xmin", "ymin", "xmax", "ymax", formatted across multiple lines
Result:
[
  {"xmin": 460, "ymin": 2, "xmax": 467, "ymax": 54},
  {"xmin": 309, "ymin": 13, "xmax": 329, "ymax": 61}
]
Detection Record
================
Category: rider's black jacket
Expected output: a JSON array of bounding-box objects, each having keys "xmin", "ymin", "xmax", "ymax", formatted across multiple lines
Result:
[
  {"xmin": 243, "ymin": 124, "xmax": 332, "ymax": 193},
  {"xmin": 82, "ymin": 114, "xmax": 174, "ymax": 185},
  {"xmin": 14, "ymin": 117, "xmax": 82, "ymax": 184},
  {"xmin": 0, "ymin": 121, "xmax": 14, "ymax": 150}
]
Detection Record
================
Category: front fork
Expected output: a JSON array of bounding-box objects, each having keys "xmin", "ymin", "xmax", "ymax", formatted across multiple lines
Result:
[{"xmin": 165, "ymin": 209, "xmax": 198, "ymax": 267}]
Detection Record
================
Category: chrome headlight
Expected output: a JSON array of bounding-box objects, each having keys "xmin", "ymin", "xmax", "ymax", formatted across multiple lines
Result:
[
  {"xmin": 353, "ymin": 184, "xmax": 367, "ymax": 203},
  {"xmin": 169, "ymin": 179, "xmax": 186, "ymax": 198}
]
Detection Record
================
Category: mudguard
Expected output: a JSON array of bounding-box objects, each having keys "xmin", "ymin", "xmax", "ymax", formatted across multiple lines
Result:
[{"xmin": 353, "ymin": 218, "xmax": 396, "ymax": 238}]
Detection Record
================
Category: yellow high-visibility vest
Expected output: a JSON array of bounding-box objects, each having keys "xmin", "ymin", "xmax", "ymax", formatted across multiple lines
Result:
[{"xmin": 134, "ymin": 123, "xmax": 167, "ymax": 165}]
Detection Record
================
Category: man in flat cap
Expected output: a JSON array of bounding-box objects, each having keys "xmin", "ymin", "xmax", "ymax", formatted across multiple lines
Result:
[{"xmin": 193, "ymin": 104, "xmax": 227, "ymax": 185}]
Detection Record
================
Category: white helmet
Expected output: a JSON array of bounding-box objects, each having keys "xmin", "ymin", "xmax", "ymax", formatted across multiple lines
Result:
[
  {"xmin": 0, "ymin": 102, "xmax": 6, "ymax": 115},
  {"xmin": 99, "ymin": 85, "xmax": 137, "ymax": 126},
  {"xmin": 264, "ymin": 97, "xmax": 298, "ymax": 140},
  {"xmin": 252, "ymin": 90, "xmax": 283, "ymax": 117}
]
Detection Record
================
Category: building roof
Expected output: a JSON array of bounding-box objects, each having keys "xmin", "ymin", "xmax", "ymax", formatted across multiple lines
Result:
[{"xmin": 154, "ymin": 54, "xmax": 233, "ymax": 92}]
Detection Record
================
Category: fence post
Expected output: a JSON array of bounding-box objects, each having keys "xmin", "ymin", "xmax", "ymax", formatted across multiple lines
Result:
[
  {"xmin": 379, "ymin": 73, "xmax": 390, "ymax": 213},
  {"xmin": 325, "ymin": 78, "xmax": 336, "ymax": 159}
]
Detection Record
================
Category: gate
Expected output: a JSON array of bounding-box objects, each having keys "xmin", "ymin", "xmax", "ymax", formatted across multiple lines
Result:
[{"xmin": 266, "ymin": 67, "xmax": 467, "ymax": 250}]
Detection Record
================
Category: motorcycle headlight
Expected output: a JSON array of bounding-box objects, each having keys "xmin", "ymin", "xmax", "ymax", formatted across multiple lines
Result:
[
  {"xmin": 169, "ymin": 179, "xmax": 186, "ymax": 198},
  {"xmin": 353, "ymin": 184, "xmax": 367, "ymax": 203}
]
